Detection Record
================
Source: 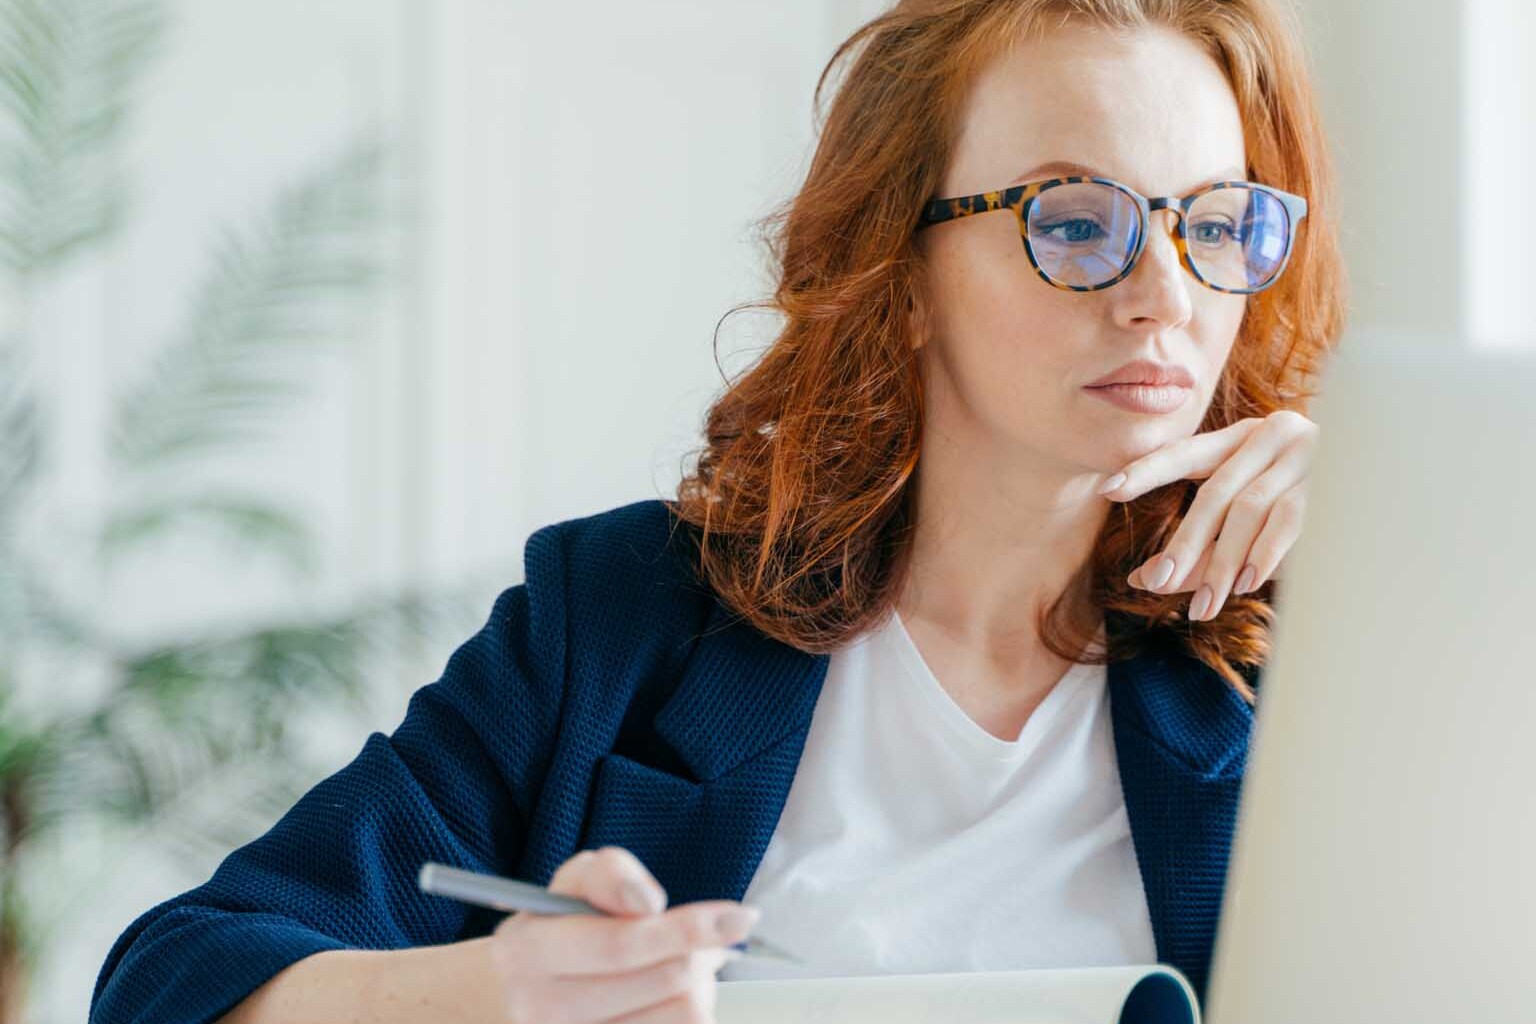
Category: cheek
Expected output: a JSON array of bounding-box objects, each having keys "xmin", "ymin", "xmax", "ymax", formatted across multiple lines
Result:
[
  {"xmin": 1146, "ymin": 301, "xmax": 1246, "ymax": 446},
  {"xmin": 929, "ymin": 256, "xmax": 1083, "ymax": 394},
  {"xmin": 1204, "ymin": 291, "xmax": 1247, "ymax": 341},
  {"xmin": 1193, "ymin": 298, "xmax": 1248, "ymax": 399}
]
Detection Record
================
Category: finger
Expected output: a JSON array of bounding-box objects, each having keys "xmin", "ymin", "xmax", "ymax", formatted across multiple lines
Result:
[
  {"xmin": 549, "ymin": 846, "xmax": 668, "ymax": 918},
  {"xmin": 494, "ymin": 897, "xmax": 758, "ymax": 977},
  {"xmin": 607, "ymin": 981, "xmax": 718, "ymax": 1024},
  {"xmin": 1232, "ymin": 483, "xmax": 1307, "ymax": 595},
  {"xmin": 1101, "ymin": 418, "xmax": 1263, "ymax": 501},
  {"xmin": 1186, "ymin": 448, "xmax": 1311, "ymax": 619},
  {"xmin": 1130, "ymin": 540, "xmax": 1213, "ymax": 593},
  {"xmin": 528, "ymin": 947, "xmax": 733, "ymax": 1024},
  {"xmin": 1146, "ymin": 421, "xmax": 1306, "ymax": 594}
]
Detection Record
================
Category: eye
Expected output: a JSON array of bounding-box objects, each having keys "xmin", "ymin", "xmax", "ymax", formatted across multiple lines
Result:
[
  {"xmin": 1037, "ymin": 217, "xmax": 1106, "ymax": 245},
  {"xmin": 1190, "ymin": 217, "xmax": 1241, "ymax": 246}
]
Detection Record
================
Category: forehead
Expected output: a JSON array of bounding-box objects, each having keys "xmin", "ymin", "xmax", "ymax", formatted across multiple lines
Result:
[{"xmin": 948, "ymin": 21, "xmax": 1247, "ymax": 197}]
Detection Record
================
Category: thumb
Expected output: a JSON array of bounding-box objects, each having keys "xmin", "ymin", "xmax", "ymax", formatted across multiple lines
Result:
[{"xmin": 548, "ymin": 847, "xmax": 668, "ymax": 919}]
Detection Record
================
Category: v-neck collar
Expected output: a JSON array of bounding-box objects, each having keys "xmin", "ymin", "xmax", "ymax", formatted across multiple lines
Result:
[{"xmin": 887, "ymin": 608, "xmax": 1102, "ymax": 759}]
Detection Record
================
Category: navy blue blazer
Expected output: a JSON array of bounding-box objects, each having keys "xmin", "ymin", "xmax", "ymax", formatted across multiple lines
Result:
[{"xmin": 90, "ymin": 497, "xmax": 1258, "ymax": 1024}]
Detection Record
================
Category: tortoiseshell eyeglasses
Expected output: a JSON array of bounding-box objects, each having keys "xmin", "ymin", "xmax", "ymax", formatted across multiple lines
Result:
[{"xmin": 915, "ymin": 175, "xmax": 1308, "ymax": 294}]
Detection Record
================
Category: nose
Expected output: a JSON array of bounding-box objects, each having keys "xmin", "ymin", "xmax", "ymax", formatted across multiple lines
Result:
[{"xmin": 1113, "ymin": 207, "xmax": 1193, "ymax": 331}]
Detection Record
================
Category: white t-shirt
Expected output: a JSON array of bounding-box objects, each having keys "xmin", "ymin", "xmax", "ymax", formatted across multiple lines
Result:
[{"xmin": 718, "ymin": 608, "xmax": 1157, "ymax": 981}]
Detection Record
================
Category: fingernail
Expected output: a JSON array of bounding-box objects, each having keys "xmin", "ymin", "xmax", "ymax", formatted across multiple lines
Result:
[
  {"xmin": 1149, "ymin": 554, "xmax": 1175, "ymax": 590},
  {"xmin": 1233, "ymin": 564, "xmax": 1257, "ymax": 595},
  {"xmin": 1189, "ymin": 584, "xmax": 1213, "ymax": 621},
  {"xmin": 716, "ymin": 905, "xmax": 761, "ymax": 942},
  {"xmin": 621, "ymin": 880, "xmax": 662, "ymax": 915},
  {"xmin": 1098, "ymin": 472, "xmax": 1127, "ymax": 495}
]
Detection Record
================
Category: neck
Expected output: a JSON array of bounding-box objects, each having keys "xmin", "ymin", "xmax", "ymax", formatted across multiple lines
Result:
[{"xmin": 896, "ymin": 424, "xmax": 1110, "ymax": 657}]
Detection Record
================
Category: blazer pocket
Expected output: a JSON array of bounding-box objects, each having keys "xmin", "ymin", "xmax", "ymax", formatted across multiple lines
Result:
[
  {"xmin": 575, "ymin": 743, "xmax": 802, "ymax": 907},
  {"xmin": 579, "ymin": 752, "xmax": 710, "ymax": 864}
]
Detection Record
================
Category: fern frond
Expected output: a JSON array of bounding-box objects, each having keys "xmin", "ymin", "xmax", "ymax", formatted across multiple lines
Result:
[
  {"xmin": 0, "ymin": 0, "xmax": 167, "ymax": 273},
  {"xmin": 108, "ymin": 131, "xmax": 392, "ymax": 469},
  {"xmin": 96, "ymin": 491, "xmax": 316, "ymax": 575}
]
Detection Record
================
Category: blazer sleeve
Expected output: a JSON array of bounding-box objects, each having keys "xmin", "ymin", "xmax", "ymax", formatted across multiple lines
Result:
[{"xmin": 87, "ymin": 525, "xmax": 569, "ymax": 1024}]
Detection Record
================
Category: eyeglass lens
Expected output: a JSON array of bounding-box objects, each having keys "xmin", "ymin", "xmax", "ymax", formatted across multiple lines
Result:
[{"xmin": 1023, "ymin": 181, "xmax": 1292, "ymax": 290}]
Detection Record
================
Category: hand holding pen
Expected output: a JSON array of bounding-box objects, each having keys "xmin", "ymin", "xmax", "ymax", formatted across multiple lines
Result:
[{"xmin": 418, "ymin": 848, "xmax": 800, "ymax": 1023}]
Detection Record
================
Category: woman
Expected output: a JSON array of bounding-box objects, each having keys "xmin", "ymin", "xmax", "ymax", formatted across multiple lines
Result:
[{"xmin": 89, "ymin": 0, "xmax": 1344, "ymax": 1022}]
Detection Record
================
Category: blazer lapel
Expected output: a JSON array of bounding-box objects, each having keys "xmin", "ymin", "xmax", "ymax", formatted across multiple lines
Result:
[
  {"xmin": 1106, "ymin": 621, "xmax": 1255, "ymax": 1005},
  {"xmin": 579, "ymin": 599, "xmax": 830, "ymax": 906},
  {"xmin": 651, "ymin": 600, "xmax": 830, "ymax": 784}
]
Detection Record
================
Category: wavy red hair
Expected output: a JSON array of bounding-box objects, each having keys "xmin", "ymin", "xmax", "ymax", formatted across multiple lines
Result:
[{"xmin": 666, "ymin": 0, "xmax": 1347, "ymax": 704}]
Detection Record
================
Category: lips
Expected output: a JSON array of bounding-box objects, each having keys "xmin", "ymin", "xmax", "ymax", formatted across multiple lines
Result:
[
  {"xmin": 1084, "ymin": 359, "xmax": 1196, "ymax": 389},
  {"xmin": 1084, "ymin": 383, "xmax": 1192, "ymax": 414}
]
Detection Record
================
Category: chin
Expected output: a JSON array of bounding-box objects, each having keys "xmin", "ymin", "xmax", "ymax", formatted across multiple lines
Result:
[{"xmin": 1082, "ymin": 424, "xmax": 1179, "ymax": 475}]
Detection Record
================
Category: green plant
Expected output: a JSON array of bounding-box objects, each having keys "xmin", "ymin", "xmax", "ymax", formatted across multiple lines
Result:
[{"xmin": 0, "ymin": 2, "xmax": 477, "ymax": 1021}]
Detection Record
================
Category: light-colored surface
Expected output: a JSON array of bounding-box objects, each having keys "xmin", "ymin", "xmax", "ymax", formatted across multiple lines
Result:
[
  {"xmin": 717, "ymin": 963, "xmax": 1196, "ymax": 1024},
  {"xmin": 1294, "ymin": 0, "xmax": 1463, "ymax": 340},
  {"xmin": 1203, "ymin": 337, "xmax": 1536, "ymax": 1021},
  {"xmin": 719, "ymin": 613, "xmax": 1156, "ymax": 982},
  {"xmin": 1294, "ymin": 0, "xmax": 1536, "ymax": 349}
]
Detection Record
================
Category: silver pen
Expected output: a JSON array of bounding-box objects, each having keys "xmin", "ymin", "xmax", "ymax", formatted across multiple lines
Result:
[{"xmin": 417, "ymin": 862, "xmax": 802, "ymax": 964}]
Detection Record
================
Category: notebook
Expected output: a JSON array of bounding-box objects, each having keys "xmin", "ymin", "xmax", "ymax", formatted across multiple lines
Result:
[
  {"xmin": 716, "ymin": 333, "xmax": 1536, "ymax": 1023},
  {"xmin": 717, "ymin": 964, "xmax": 1196, "ymax": 1023}
]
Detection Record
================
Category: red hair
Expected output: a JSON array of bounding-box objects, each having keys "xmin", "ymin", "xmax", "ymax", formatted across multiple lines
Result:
[{"xmin": 667, "ymin": 0, "xmax": 1347, "ymax": 704}]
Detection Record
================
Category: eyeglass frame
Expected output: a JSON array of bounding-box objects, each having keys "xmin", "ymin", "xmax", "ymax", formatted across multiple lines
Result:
[{"xmin": 914, "ymin": 174, "xmax": 1309, "ymax": 295}]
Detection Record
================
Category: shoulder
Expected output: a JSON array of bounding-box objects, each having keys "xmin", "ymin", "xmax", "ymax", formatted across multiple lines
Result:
[
  {"xmin": 530, "ymin": 497, "xmax": 701, "ymax": 590},
  {"xmin": 425, "ymin": 499, "xmax": 712, "ymax": 807},
  {"xmin": 456, "ymin": 497, "xmax": 708, "ymax": 707},
  {"xmin": 516, "ymin": 497, "xmax": 715, "ymax": 697},
  {"xmin": 524, "ymin": 497, "xmax": 708, "ymax": 620}
]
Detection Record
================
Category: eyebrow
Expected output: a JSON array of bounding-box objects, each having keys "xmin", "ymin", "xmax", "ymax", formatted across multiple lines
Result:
[{"xmin": 1007, "ymin": 160, "xmax": 1247, "ymax": 192}]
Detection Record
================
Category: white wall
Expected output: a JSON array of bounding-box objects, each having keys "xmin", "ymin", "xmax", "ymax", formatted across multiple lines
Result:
[
  {"xmin": 1462, "ymin": 0, "xmax": 1536, "ymax": 348},
  {"xmin": 1295, "ymin": 0, "xmax": 1536, "ymax": 351},
  {"xmin": 36, "ymin": 0, "xmax": 886, "ymax": 650},
  {"xmin": 415, "ymin": 0, "xmax": 857, "ymax": 592}
]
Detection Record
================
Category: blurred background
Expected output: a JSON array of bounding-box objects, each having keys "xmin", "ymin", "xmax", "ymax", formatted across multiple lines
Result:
[{"xmin": 1, "ymin": 0, "xmax": 1531, "ymax": 1021}]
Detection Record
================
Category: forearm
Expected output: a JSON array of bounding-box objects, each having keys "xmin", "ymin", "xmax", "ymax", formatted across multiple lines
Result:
[{"xmin": 217, "ymin": 935, "xmax": 503, "ymax": 1024}]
